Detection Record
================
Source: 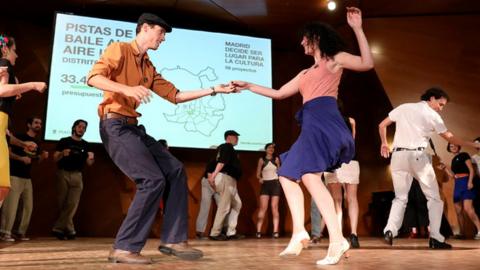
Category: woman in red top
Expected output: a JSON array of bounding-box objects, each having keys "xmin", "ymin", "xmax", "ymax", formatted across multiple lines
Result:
[{"xmin": 232, "ymin": 7, "xmax": 373, "ymax": 265}]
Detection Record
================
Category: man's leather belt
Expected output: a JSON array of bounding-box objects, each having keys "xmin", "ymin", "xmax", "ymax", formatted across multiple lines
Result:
[
  {"xmin": 392, "ymin": 147, "xmax": 425, "ymax": 152},
  {"xmin": 102, "ymin": 112, "xmax": 138, "ymax": 125}
]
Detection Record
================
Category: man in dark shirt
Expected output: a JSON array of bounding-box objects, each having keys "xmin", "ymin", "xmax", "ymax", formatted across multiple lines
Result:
[
  {"xmin": 52, "ymin": 119, "xmax": 94, "ymax": 240},
  {"xmin": 208, "ymin": 130, "xmax": 243, "ymax": 240},
  {"xmin": 0, "ymin": 116, "xmax": 48, "ymax": 242}
]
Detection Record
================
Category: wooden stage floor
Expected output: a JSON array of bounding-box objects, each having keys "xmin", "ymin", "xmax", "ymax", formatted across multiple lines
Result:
[{"xmin": 1, "ymin": 237, "xmax": 480, "ymax": 269}]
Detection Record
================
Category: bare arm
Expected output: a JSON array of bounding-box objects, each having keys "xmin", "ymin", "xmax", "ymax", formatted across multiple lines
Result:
[
  {"xmin": 7, "ymin": 133, "xmax": 37, "ymax": 151},
  {"xmin": 175, "ymin": 84, "xmax": 236, "ymax": 103},
  {"xmin": 379, "ymin": 117, "xmax": 394, "ymax": 158},
  {"xmin": 466, "ymin": 159, "xmax": 475, "ymax": 189},
  {"xmin": 87, "ymin": 75, "xmax": 151, "ymax": 104},
  {"xmin": 439, "ymin": 131, "xmax": 480, "ymax": 150},
  {"xmin": 210, "ymin": 163, "xmax": 225, "ymax": 180},
  {"xmin": 334, "ymin": 7, "xmax": 374, "ymax": 71},
  {"xmin": 89, "ymin": 74, "xmax": 235, "ymax": 104},
  {"xmin": 207, "ymin": 162, "xmax": 225, "ymax": 191},
  {"xmin": 9, "ymin": 148, "xmax": 31, "ymax": 164},
  {"xmin": 231, "ymin": 71, "xmax": 302, "ymax": 100},
  {"xmin": 256, "ymin": 158, "xmax": 263, "ymax": 181},
  {"xmin": 86, "ymin": 152, "xmax": 95, "ymax": 166},
  {"xmin": 349, "ymin": 117, "xmax": 356, "ymax": 139},
  {"xmin": 0, "ymin": 82, "xmax": 46, "ymax": 98}
]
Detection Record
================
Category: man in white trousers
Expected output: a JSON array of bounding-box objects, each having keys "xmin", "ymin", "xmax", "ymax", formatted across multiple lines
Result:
[{"xmin": 379, "ymin": 87, "xmax": 480, "ymax": 249}]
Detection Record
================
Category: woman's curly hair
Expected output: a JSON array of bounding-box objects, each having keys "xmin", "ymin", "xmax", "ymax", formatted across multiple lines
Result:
[{"xmin": 301, "ymin": 22, "xmax": 345, "ymax": 60}]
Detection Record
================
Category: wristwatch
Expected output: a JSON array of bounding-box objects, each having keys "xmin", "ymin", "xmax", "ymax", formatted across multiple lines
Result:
[{"xmin": 210, "ymin": 86, "xmax": 217, "ymax": 96}]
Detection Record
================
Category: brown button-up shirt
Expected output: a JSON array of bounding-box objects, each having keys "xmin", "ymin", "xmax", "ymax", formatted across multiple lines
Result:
[{"xmin": 87, "ymin": 40, "xmax": 178, "ymax": 118}]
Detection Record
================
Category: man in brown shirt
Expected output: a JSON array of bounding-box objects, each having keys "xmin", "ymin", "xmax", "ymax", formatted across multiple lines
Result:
[{"xmin": 87, "ymin": 13, "xmax": 235, "ymax": 264}]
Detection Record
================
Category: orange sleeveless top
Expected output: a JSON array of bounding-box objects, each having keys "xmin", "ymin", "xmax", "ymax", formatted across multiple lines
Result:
[{"xmin": 299, "ymin": 59, "xmax": 343, "ymax": 103}]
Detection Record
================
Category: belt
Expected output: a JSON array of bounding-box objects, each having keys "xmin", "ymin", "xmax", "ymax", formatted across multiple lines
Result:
[
  {"xmin": 392, "ymin": 147, "xmax": 425, "ymax": 152},
  {"xmin": 102, "ymin": 112, "xmax": 138, "ymax": 125},
  {"xmin": 454, "ymin": 173, "xmax": 469, "ymax": 179}
]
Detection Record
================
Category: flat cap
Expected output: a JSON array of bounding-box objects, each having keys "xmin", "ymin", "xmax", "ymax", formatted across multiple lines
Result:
[{"xmin": 138, "ymin": 13, "xmax": 172, "ymax": 33}]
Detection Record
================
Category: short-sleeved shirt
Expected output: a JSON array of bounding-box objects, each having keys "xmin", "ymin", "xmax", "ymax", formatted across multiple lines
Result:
[
  {"xmin": 472, "ymin": 154, "xmax": 480, "ymax": 177},
  {"xmin": 56, "ymin": 136, "xmax": 90, "ymax": 171},
  {"xmin": 389, "ymin": 101, "xmax": 447, "ymax": 148},
  {"xmin": 451, "ymin": 152, "xmax": 471, "ymax": 175},
  {"xmin": 9, "ymin": 133, "xmax": 40, "ymax": 179},
  {"xmin": 0, "ymin": 58, "xmax": 16, "ymax": 117},
  {"xmin": 205, "ymin": 143, "xmax": 242, "ymax": 180},
  {"xmin": 87, "ymin": 40, "xmax": 179, "ymax": 118}
]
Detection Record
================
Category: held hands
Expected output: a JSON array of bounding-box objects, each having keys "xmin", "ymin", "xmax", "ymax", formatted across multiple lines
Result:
[
  {"xmin": 230, "ymin": 81, "xmax": 250, "ymax": 92},
  {"xmin": 212, "ymin": 83, "xmax": 237, "ymax": 94},
  {"xmin": 380, "ymin": 144, "xmax": 390, "ymax": 158},
  {"xmin": 346, "ymin": 7, "xmax": 363, "ymax": 29},
  {"xmin": 87, "ymin": 152, "xmax": 95, "ymax": 160}
]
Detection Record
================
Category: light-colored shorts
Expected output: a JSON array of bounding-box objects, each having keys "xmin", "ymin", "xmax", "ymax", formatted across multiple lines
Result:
[{"xmin": 324, "ymin": 160, "xmax": 360, "ymax": 185}]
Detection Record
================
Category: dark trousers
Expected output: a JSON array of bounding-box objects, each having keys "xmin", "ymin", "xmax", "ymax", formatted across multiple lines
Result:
[{"xmin": 100, "ymin": 118, "xmax": 188, "ymax": 252}]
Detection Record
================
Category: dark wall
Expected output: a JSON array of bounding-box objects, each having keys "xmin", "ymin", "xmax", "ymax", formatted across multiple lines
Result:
[{"xmin": 1, "ymin": 13, "xmax": 394, "ymax": 238}]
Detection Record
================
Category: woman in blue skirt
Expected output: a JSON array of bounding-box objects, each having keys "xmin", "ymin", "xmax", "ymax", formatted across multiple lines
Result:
[{"xmin": 232, "ymin": 7, "xmax": 373, "ymax": 265}]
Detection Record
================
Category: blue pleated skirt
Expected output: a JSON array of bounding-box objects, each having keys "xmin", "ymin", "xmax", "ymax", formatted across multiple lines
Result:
[{"xmin": 278, "ymin": 96, "xmax": 355, "ymax": 181}]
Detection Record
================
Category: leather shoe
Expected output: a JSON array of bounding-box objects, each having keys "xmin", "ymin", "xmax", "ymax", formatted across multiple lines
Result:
[
  {"xmin": 51, "ymin": 230, "xmax": 66, "ymax": 240},
  {"xmin": 227, "ymin": 233, "xmax": 245, "ymax": 240},
  {"xmin": 159, "ymin": 242, "xmax": 203, "ymax": 260},
  {"xmin": 429, "ymin": 238, "xmax": 452, "ymax": 249},
  {"xmin": 209, "ymin": 234, "xmax": 228, "ymax": 241},
  {"xmin": 384, "ymin": 230, "xmax": 393, "ymax": 246},
  {"xmin": 196, "ymin": 232, "xmax": 208, "ymax": 240},
  {"xmin": 349, "ymin": 234, "xmax": 360, "ymax": 248},
  {"xmin": 108, "ymin": 249, "xmax": 152, "ymax": 264}
]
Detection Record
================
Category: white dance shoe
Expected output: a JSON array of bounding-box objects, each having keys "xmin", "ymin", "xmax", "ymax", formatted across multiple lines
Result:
[
  {"xmin": 316, "ymin": 238, "xmax": 350, "ymax": 265},
  {"xmin": 279, "ymin": 230, "xmax": 310, "ymax": 256}
]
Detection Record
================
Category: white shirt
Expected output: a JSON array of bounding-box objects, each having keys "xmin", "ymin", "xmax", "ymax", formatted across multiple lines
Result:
[
  {"xmin": 472, "ymin": 154, "xmax": 480, "ymax": 177},
  {"xmin": 389, "ymin": 101, "xmax": 447, "ymax": 148}
]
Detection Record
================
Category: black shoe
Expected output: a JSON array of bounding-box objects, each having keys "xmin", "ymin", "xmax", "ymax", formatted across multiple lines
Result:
[
  {"xmin": 272, "ymin": 232, "xmax": 279, "ymax": 239},
  {"xmin": 429, "ymin": 238, "xmax": 452, "ymax": 249},
  {"xmin": 209, "ymin": 234, "xmax": 228, "ymax": 241},
  {"xmin": 66, "ymin": 232, "xmax": 76, "ymax": 240},
  {"xmin": 158, "ymin": 243, "xmax": 203, "ymax": 260},
  {"xmin": 384, "ymin": 230, "xmax": 393, "ymax": 246},
  {"xmin": 255, "ymin": 232, "xmax": 261, "ymax": 239},
  {"xmin": 195, "ymin": 232, "xmax": 208, "ymax": 240},
  {"xmin": 350, "ymin": 234, "xmax": 360, "ymax": 248},
  {"xmin": 51, "ymin": 230, "xmax": 66, "ymax": 240},
  {"xmin": 227, "ymin": 234, "xmax": 245, "ymax": 240},
  {"xmin": 310, "ymin": 235, "xmax": 320, "ymax": 244}
]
